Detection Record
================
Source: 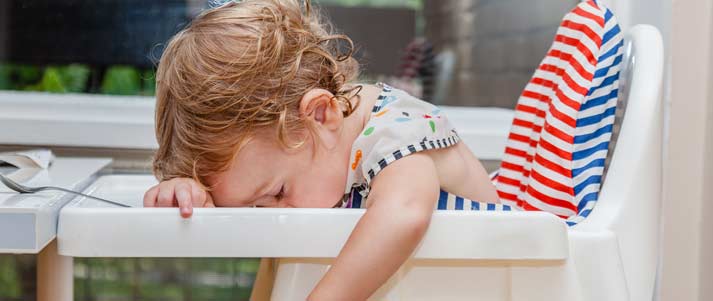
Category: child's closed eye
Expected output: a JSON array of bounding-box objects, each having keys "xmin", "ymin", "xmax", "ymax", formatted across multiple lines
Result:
[
  {"xmin": 251, "ymin": 185, "xmax": 285, "ymax": 208},
  {"xmin": 275, "ymin": 185, "xmax": 285, "ymax": 200}
]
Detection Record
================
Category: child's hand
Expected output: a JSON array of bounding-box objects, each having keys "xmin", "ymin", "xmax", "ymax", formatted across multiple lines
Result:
[{"xmin": 143, "ymin": 178, "xmax": 215, "ymax": 218}]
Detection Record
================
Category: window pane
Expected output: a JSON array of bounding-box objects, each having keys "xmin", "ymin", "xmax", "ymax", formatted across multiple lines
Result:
[
  {"xmin": 0, "ymin": 1, "xmax": 188, "ymax": 95},
  {"xmin": 424, "ymin": 0, "xmax": 578, "ymax": 107},
  {"xmin": 0, "ymin": 0, "xmax": 573, "ymax": 107}
]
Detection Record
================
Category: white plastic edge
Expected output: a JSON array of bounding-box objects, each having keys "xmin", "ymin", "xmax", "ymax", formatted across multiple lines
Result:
[{"xmin": 59, "ymin": 207, "xmax": 568, "ymax": 259}]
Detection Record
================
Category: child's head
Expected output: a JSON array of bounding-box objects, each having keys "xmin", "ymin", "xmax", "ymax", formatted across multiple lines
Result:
[{"xmin": 153, "ymin": 0, "xmax": 360, "ymax": 207}]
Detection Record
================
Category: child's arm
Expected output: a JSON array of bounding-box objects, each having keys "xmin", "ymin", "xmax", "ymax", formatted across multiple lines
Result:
[{"xmin": 308, "ymin": 153, "xmax": 440, "ymax": 300}]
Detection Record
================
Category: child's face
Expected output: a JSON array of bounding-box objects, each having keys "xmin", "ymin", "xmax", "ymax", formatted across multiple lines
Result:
[{"xmin": 207, "ymin": 133, "xmax": 348, "ymax": 208}]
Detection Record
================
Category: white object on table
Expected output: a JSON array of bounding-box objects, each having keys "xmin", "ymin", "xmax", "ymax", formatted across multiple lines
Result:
[{"xmin": 0, "ymin": 149, "xmax": 54, "ymax": 169}]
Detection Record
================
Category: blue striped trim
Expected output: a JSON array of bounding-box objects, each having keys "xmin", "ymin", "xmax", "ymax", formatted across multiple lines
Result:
[
  {"xmin": 437, "ymin": 190, "xmax": 448, "ymax": 210},
  {"xmin": 471, "ymin": 201, "xmax": 480, "ymax": 210},
  {"xmin": 572, "ymin": 158, "xmax": 606, "ymax": 177},
  {"xmin": 577, "ymin": 193, "xmax": 599, "ymax": 212},
  {"xmin": 573, "ymin": 124, "xmax": 613, "ymax": 144},
  {"xmin": 393, "ymin": 150, "xmax": 403, "ymax": 160},
  {"xmin": 573, "ymin": 174, "xmax": 602, "ymax": 195},
  {"xmin": 364, "ymin": 133, "xmax": 460, "ymax": 183},
  {"xmin": 352, "ymin": 192, "xmax": 363, "ymax": 209},
  {"xmin": 598, "ymin": 39, "xmax": 624, "ymax": 62},
  {"xmin": 378, "ymin": 158, "xmax": 388, "ymax": 169},
  {"xmin": 576, "ymin": 106, "xmax": 616, "ymax": 127},
  {"xmin": 455, "ymin": 196, "xmax": 464, "ymax": 210},
  {"xmin": 572, "ymin": 141, "xmax": 609, "ymax": 160},
  {"xmin": 580, "ymin": 89, "xmax": 618, "ymax": 110},
  {"xmin": 601, "ymin": 20, "xmax": 620, "ymax": 45},
  {"xmin": 594, "ymin": 54, "xmax": 623, "ymax": 78},
  {"xmin": 579, "ymin": 204, "xmax": 595, "ymax": 217},
  {"xmin": 572, "ymin": 200, "xmax": 597, "ymax": 221},
  {"xmin": 586, "ymin": 72, "xmax": 620, "ymax": 96}
]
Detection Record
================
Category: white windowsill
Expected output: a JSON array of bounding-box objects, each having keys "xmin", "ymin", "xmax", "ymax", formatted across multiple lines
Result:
[
  {"xmin": 0, "ymin": 91, "xmax": 513, "ymax": 159},
  {"xmin": 0, "ymin": 91, "xmax": 158, "ymax": 149}
]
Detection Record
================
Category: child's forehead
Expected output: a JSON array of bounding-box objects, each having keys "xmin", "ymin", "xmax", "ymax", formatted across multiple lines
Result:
[{"xmin": 230, "ymin": 136, "xmax": 292, "ymax": 174}]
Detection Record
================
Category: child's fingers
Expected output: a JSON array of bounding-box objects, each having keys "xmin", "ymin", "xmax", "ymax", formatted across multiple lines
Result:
[
  {"xmin": 143, "ymin": 185, "xmax": 159, "ymax": 207},
  {"xmin": 204, "ymin": 194, "xmax": 216, "ymax": 207},
  {"xmin": 190, "ymin": 182, "xmax": 208, "ymax": 207},
  {"xmin": 156, "ymin": 183, "xmax": 177, "ymax": 207},
  {"xmin": 175, "ymin": 182, "xmax": 194, "ymax": 218}
]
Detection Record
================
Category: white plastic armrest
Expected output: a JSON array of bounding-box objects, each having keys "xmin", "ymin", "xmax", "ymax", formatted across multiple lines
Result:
[
  {"xmin": 59, "ymin": 208, "xmax": 568, "ymax": 260},
  {"xmin": 439, "ymin": 106, "xmax": 514, "ymax": 160}
]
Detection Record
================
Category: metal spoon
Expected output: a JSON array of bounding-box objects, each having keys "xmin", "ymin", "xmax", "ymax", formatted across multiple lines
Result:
[{"xmin": 0, "ymin": 173, "xmax": 131, "ymax": 207}]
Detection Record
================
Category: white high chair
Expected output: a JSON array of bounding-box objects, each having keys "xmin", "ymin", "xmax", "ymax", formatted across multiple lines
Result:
[
  {"xmin": 266, "ymin": 7, "xmax": 664, "ymax": 301},
  {"xmin": 57, "ymin": 4, "xmax": 664, "ymax": 301}
]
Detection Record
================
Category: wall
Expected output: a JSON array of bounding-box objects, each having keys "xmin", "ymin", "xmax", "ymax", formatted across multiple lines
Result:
[
  {"xmin": 608, "ymin": 0, "xmax": 713, "ymax": 300},
  {"xmin": 661, "ymin": 1, "xmax": 713, "ymax": 298},
  {"xmin": 702, "ymin": 14, "xmax": 713, "ymax": 298}
]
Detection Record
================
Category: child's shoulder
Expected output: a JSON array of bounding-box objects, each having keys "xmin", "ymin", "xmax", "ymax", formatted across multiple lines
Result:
[
  {"xmin": 361, "ymin": 83, "xmax": 456, "ymax": 146},
  {"xmin": 342, "ymin": 84, "xmax": 460, "ymax": 205},
  {"xmin": 369, "ymin": 83, "xmax": 440, "ymax": 115}
]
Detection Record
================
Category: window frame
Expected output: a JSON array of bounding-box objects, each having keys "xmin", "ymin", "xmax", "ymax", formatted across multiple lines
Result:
[{"xmin": 0, "ymin": 91, "xmax": 157, "ymax": 149}]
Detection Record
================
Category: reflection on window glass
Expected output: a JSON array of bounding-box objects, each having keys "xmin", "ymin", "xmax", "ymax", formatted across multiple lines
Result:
[
  {"xmin": 424, "ymin": 0, "xmax": 578, "ymax": 107},
  {"xmin": 0, "ymin": 0, "xmax": 424, "ymax": 97},
  {"xmin": 0, "ymin": 1, "xmax": 187, "ymax": 96}
]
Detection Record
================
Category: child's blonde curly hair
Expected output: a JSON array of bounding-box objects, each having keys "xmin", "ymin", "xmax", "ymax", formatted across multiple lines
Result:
[{"xmin": 153, "ymin": 0, "xmax": 360, "ymax": 189}]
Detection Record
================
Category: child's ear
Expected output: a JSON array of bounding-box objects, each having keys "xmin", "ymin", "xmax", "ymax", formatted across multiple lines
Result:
[
  {"xmin": 299, "ymin": 88, "xmax": 344, "ymax": 129},
  {"xmin": 299, "ymin": 88, "xmax": 344, "ymax": 148}
]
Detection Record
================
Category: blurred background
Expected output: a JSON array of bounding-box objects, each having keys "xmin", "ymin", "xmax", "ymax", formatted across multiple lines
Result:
[
  {"xmin": 0, "ymin": 0, "xmax": 577, "ymax": 107},
  {"xmin": 0, "ymin": 0, "xmax": 575, "ymax": 300}
]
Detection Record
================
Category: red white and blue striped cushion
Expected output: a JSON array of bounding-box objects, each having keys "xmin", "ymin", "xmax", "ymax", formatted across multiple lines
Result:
[{"xmin": 494, "ymin": 0, "xmax": 623, "ymax": 226}]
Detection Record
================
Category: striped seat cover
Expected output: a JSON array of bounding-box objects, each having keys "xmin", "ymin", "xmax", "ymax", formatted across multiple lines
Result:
[{"xmin": 494, "ymin": 0, "xmax": 624, "ymax": 226}]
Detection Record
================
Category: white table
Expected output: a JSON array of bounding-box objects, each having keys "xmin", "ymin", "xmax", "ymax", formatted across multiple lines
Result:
[{"xmin": 0, "ymin": 157, "xmax": 111, "ymax": 301}]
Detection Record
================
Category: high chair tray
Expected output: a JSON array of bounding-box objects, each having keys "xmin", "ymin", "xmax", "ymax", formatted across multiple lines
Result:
[
  {"xmin": 58, "ymin": 175, "xmax": 568, "ymax": 260},
  {"xmin": 0, "ymin": 157, "xmax": 111, "ymax": 253}
]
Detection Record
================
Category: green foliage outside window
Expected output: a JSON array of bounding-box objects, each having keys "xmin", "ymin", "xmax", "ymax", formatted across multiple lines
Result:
[{"xmin": 0, "ymin": 63, "xmax": 156, "ymax": 96}]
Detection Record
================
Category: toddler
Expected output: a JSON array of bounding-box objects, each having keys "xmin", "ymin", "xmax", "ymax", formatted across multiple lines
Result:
[{"xmin": 143, "ymin": 0, "xmax": 499, "ymax": 299}]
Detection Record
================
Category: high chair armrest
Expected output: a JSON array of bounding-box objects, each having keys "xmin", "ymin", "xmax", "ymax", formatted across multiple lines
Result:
[
  {"xmin": 59, "ymin": 207, "xmax": 568, "ymax": 260},
  {"xmin": 440, "ymin": 106, "xmax": 514, "ymax": 160}
]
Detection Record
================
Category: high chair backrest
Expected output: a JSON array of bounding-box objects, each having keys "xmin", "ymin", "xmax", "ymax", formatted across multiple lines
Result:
[{"xmin": 495, "ymin": 0, "xmax": 624, "ymax": 225}]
